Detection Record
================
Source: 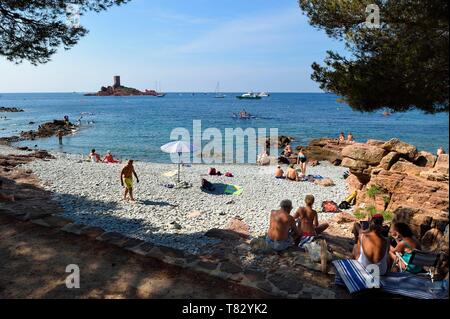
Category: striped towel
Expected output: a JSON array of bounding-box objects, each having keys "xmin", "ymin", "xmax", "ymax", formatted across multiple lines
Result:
[
  {"xmin": 334, "ymin": 260, "xmax": 449, "ymax": 299},
  {"xmin": 298, "ymin": 236, "xmax": 315, "ymax": 248},
  {"xmin": 333, "ymin": 259, "xmax": 377, "ymax": 294}
]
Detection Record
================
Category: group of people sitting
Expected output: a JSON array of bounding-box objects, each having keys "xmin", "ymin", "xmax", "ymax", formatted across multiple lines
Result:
[
  {"xmin": 266, "ymin": 196, "xmax": 329, "ymax": 251},
  {"xmin": 275, "ymin": 146, "xmax": 308, "ymax": 180},
  {"xmin": 266, "ymin": 198, "xmax": 424, "ymax": 276},
  {"xmin": 339, "ymin": 132, "xmax": 354, "ymax": 144},
  {"xmin": 352, "ymin": 214, "xmax": 423, "ymax": 275},
  {"xmin": 88, "ymin": 149, "xmax": 121, "ymax": 164}
]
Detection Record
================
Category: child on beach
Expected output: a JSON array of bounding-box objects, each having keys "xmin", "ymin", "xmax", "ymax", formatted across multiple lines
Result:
[{"xmin": 120, "ymin": 160, "xmax": 139, "ymax": 202}]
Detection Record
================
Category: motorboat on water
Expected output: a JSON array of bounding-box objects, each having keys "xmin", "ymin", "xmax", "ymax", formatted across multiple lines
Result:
[
  {"xmin": 236, "ymin": 92, "xmax": 261, "ymax": 100},
  {"xmin": 258, "ymin": 92, "xmax": 270, "ymax": 97}
]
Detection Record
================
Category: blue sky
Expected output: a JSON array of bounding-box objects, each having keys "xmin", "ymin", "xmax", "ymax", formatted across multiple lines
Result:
[{"xmin": 0, "ymin": 0, "xmax": 346, "ymax": 93}]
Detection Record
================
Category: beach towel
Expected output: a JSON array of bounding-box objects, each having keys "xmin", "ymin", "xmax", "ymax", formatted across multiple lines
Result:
[
  {"xmin": 333, "ymin": 259, "xmax": 378, "ymax": 294},
  {"xmin": 334, "ymin": 259, "xmax": 449, "ymax": 299},
  {"xmin": 162, "ymin": 170, "xmax": 178, "ymax": 177},
  {"xmin": 298, "ymin": 236, "xmax": 315, "ymax": 248},
  {"xmin": 224, "ymin": 185, "xmax": 243, "ymax": 195}
]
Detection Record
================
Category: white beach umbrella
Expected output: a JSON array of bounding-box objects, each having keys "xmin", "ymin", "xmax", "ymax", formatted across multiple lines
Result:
[{"xmin": 161, "ymin": 141, "xmax": 197, "ymax": 182}]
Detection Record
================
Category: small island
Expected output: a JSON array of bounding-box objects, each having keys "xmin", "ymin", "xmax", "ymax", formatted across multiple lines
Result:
[{"xmin": 85, "ymin": 76, "xmax": 160, "ymax": 96}]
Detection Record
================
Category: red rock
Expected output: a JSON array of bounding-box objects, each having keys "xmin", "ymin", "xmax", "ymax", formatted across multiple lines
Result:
[
  {"xmin": 226, "ymin": 217, "xmax": 250, "ymax": 238},
  {"xmin": 382, "ymin": 138, "xmax": 417, "ymax": 159},
  {"xmin": 414, "ymin": 151, "xmax": 437, "ymax": 168},
  {"xmin": 390, "ymin": 158, "xmax": 426, "ymax": 176},
  {"xmin": 379, "ymin": 151, "xmax": 400, "ymax": 170},
  {"xmin": 435, "ymin": 154, "xmax": 449, "ymax": 174},
  {"xmin": 341, "ymin": 144, "xmax": 387, "ymax": 165}
]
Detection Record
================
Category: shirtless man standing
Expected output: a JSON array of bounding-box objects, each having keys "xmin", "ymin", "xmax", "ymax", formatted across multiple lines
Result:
[
  {"xmin": 266, "ymin": 200, "xmax": 299, "ymax": 251},
  {"xmin": 120, "ymin": 160, "xmax": 139, "ymax": 202},
  {"xmin": 293, "ymin": 195, "xmax": 329, "ymax": 239}
]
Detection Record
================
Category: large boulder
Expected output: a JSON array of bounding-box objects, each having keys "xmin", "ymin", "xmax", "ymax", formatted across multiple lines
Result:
[
  {"xmin": 414, "ymin": 151, "xmax": 437, "ymax": 168},
  {"xmin": 305, "ymin": 138, "xmax": 347, "ymax": 163},
  {"xmin": 379, "ymin": 151, "xmax": 401, "ymax": 170},
  {"xmin": 382, "ymin": 139, "xmax": 417, "ymax": 159},
  {"xmin": 341, "ymin": 144, "xmax": 387, "ymax": 166},
  {"xmin": 434, "ymin": 154, "xmax": 449, "ymax": 174},
  {"xmin": 390, "ymin": 158, "xmax": 426, "ymax": 176}
]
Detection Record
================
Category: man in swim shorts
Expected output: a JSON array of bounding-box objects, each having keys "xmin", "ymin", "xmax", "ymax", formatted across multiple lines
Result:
[
  {"xmin": 120, "ymin": 160, "xmax": 139, "ymax": 202},
  {"xmin": 266, "ymin": 200, "xmax": 300, "ymax": 251}
]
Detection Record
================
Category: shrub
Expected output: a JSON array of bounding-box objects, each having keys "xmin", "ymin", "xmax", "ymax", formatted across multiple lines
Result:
[{"xmin": 367, "ymin": 185, "xmax": 383, "ymax": 199}]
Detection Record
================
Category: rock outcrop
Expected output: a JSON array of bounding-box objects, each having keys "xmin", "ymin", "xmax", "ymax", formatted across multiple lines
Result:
[
  {"xmin": 340, "ymin": 138, "xmax": 448, "ymax": 273},
  {"xmin": 20, "ymin": 120, "xmax": 76, "ymax": 141},
  {"xmin": 0, "ymin": 107, "xmax": 24, "ymax": 113},
  {"xmin": 305, "ymin": 138, "xmax": 351, "ymax": 165}
]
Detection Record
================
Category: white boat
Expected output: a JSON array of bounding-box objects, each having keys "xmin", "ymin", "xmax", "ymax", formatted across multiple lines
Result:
[
  {"xmin": 236, "ymin": 92, "xmax": 261, "ymax": 100},
  {"xmin": 214, "ymin": 82, "xmax": 225, "ymax": 98},
  {"xmin": 156, "ymin": 81, "xmax": 166, "ymax": 97},
  {"xmin": 258, "ymin": 92, "xmax": 270, "ymax": 97}
]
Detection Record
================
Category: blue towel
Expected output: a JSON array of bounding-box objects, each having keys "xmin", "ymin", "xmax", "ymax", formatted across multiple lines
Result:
[
  {"xmin": 298, "ymin": 236, "xmax": 315, "ymax": 248},
  {"xmin": 334, "ymin": 259, "xmax": 449, "ymax": 299},
  {"xmin": 333, "ymin": 260, "xmax": 375, "ymax": 294}
]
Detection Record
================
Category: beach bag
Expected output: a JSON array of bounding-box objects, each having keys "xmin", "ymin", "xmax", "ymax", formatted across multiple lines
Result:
[
  {"xmin": 322, "ymin": 201, "xmax": 340, "ymax": 213},
  {"xmin": 339, "ymin": 201, "xmax": 352, "ymax": 210},
  {"xmin": 225, "ymin": 172, "xmax": 234, "ymax": 177},
  {"xmin": 208, "ymin": 167, "xmax": 217, "ymax": 175},
  {"xmin": 201, "ymin": 178, "xmax": 215, "ymax": 191}
]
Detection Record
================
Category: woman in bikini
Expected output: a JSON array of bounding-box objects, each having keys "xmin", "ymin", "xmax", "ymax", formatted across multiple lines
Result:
[
  {"xmin": 389, "ymin": 223, "xmax": 423, "ymax": 273},
  {"xmin": 296, "ymin": 148, "xmax": 308, "ymax": 176},
  {"xmin": 353, "ymin": 215, "xmax": 390, "ymax": 275}
]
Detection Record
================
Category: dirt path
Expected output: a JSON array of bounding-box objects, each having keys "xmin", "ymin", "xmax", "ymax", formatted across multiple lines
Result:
[{"xmin": 0, "ymin": 214, "xmax": 270, "ymax": 299}]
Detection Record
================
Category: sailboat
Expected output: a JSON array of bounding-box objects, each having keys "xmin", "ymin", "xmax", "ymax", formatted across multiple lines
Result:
[
  {"xmin": 156, "ymin": 81, "xmax": 166, "ymax": 97},
  {"xmin": 214, "ymin": 82, "xmax": 225, "ymax": 98}
]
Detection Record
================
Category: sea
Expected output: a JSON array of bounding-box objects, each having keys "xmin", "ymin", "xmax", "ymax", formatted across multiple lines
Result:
[{"xmin": 0, "ymin": 93, "xmax": 448, "ymax": 163}]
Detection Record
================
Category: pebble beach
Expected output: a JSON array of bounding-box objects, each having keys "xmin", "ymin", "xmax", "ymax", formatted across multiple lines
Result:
[{"xmin": 5, "ymin": 146, "xmax": 351, "ymax": 254}]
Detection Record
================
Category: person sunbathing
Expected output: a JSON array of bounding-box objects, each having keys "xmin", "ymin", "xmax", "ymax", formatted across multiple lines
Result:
[
  {"xmin": 275, "ymin": 165, "xmax": 285, "ymax": 179},
  {"xmin": 89, "ymin": 149, "xmax": 101, "ymax": 163},
  {"xmin": 339, "ymin": 132, "xmax": 346, "ymax": 143},
  {"xmin": 286, "ymin": 164, "xmax": 299, "ymax": 181},
  {"xmin": 266, "ymin": 200, "xmax": 299, "ymax": 252},
  {"xmin": 353, "ymin": 215, "xmax": 390, "ymax": 275},
  {"xmin": 293, "ymin": 195, "xmax": 329, "ymax": 241},
  {"xmin": 347, "ymin": 132, "xmax": 354, "ymax": 143},
  {"xmin": 103, "ymin": 151, "xmax": 120, "ymax": 164},
  {"xmin": 389, "ymin": 223, "xmax": 423, "ymax": 274},
  {"xmin": 284, "ymin": 144, "xmax": 293, "ymax": 157}
]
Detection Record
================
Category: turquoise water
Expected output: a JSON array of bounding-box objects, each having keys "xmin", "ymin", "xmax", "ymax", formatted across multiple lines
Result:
[{"xmin": 0, "ymin": 93, "xmax": 448, "ymax": 162}]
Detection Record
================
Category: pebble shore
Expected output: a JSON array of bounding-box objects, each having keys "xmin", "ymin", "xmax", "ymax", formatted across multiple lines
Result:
[{"xmin": 7, "ymin": 147, "xmax": 349, "ymax": 254}]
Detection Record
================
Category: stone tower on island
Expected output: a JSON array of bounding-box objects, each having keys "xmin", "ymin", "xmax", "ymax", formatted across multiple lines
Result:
[{"xmin": 113, "ymin": 76, "xmax": 121, "ymax": 88}]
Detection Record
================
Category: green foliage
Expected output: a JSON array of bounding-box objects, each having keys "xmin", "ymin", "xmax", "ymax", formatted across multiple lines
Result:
[
  {"xmin": 366, "ymin": 205, "xmax": 377, "ymax": 217},
  {"xmin": 0, "ymin": 0, "xmax": 130, "ymax": 65},
  {"xmin": 366, "ymin": 185, "xmax": 382, "ymax": 199},
  {"xmin": 382, "ymin": 210, "xmax": 393, "ymax": 222},
  {"xmin": 353, "ymin": 208, "xmax": 367, "ymax": 220},
  {"xmin": 383, "ymin": 195, "xmax": 391, "ymax": 206},
  {"xmin": 298, "ymin": 0, "xmax": 449, "ymax": 113}
]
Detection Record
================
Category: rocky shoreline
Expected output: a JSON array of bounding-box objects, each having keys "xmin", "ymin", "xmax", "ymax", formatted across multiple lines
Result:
[
  {"xmin": 0, "ymin": 119, "xmax": 79, "ymax": 146},
  {"xmin": 0, "ymin": 106, "xmax": 24, "ymax": 113}
]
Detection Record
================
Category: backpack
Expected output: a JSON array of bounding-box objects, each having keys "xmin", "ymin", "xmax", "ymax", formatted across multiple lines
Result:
[
  {"xmin": 208, "ymin": 167, "xmax": 217, "ymax": 175},
  {"xmin": 339, "ymin": 201, "xmax": 352, "ymax": 210},
  {"xmin": 201, "ymin": 178, "xmax": 215, "ymax": 191},
  {"xmin": 322, "ymin": 201, "xmax": 340, "ymax": 213}
]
